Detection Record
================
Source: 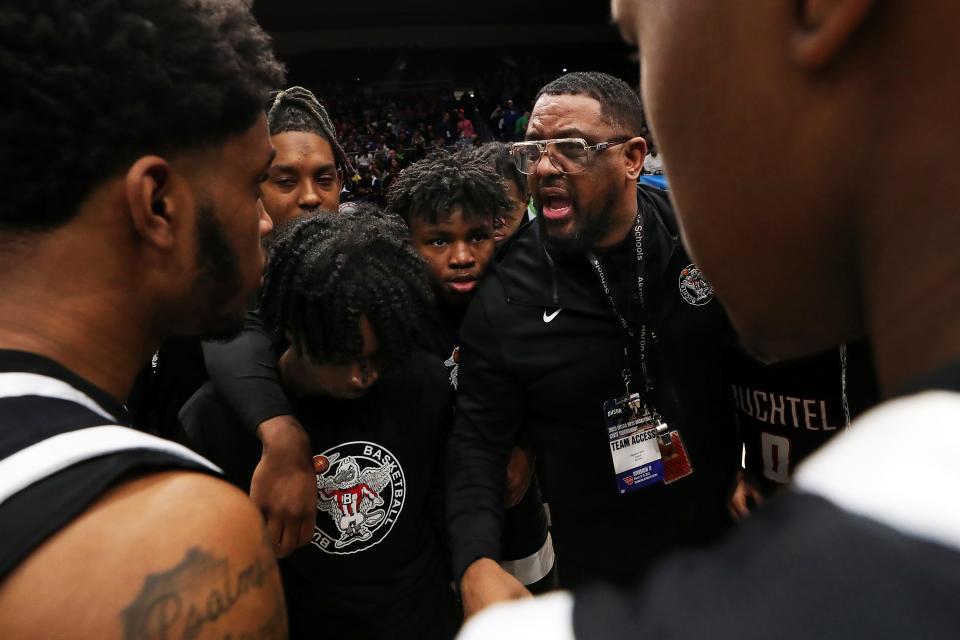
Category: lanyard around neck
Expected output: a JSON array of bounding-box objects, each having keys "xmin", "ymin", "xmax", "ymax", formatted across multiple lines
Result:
[{"xmin": 587, "ymin": 212, "xmax": 652, "ymax": 393}]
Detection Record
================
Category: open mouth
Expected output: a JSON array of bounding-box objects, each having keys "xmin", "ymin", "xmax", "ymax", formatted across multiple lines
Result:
[{"xmin": 540, "ymin": 187, "xmax": 573, "ymax": 221}]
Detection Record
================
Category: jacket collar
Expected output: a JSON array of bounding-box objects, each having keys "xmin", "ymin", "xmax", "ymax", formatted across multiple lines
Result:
[{"xmin": 493, "ymin": 185, "xmax": 680, "ymax": 312}]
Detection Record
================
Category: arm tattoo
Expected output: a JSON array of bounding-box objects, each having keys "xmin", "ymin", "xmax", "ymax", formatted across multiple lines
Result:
[{"xmin": 121, "ymin": 541, "xmax": 285, "ymax": 640}]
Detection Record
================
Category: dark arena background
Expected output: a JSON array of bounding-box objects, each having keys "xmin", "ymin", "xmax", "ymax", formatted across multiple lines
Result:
[{"xmin": 252, "ymin": 0, "xmax": 639, "ymax": 203}]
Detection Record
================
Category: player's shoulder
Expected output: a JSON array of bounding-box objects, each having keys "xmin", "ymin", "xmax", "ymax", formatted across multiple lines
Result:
[
  {"xmin": 0, "ymin": 469, "xmax": 279, "ymax": 639},
  {"xmin": 0, "ymin": 470, "xmax": 285, "ymax": 638},
  {"xmin": 64, "ymin": 469, "xmax": 262, "ymax": 551}
]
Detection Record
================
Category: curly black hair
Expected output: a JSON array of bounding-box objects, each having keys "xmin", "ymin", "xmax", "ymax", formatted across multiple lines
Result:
[
  {"xmin": 260, "ymin": 209, "xmax": 436, "ymax": 369},
  {"xmin": 536, "ymin": 71, "xmax": 645, "ymax": 136},
  {"xmin": 385, "ymin": 148, "xmax": 512, "ymax": 225},
  {"xmin": 0, "ymin": 0, "xmax": 285, "ymax": 232},
  {"xmin": 475, "ymin": 142, "xmax": 530, "ymax": 202},
  {"xmin": 267, "ymin": 86, "xmax": 356, "ymax": 176}
]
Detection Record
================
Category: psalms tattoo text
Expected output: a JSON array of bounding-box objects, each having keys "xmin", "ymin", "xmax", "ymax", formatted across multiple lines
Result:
[{"xmin": 122, "ymin": 547, "xmax": 285, "ymax": 640}]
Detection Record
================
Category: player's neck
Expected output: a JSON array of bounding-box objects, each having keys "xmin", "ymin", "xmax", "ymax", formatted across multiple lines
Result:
[
  {"xmin": 0, "ymin": 256, "xmax": 157, "ymax": 403},
  {"xmin": 859, "ymin": 176, "xmax": 960, "ymax": 396}
]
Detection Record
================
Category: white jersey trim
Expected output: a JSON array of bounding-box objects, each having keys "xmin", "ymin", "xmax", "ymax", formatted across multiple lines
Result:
[
  {"xmin": 0, "ymin": 425, "xmax": 221, "ymax": 507},
  {"xmin": 457, "ymin": 591, "xmax": 575, "ymax": 640},
  {"xmin": 795, "ymin": 390, "xmax": 960, "ymax": 552},
  {"xmin": 0, "ymin": 372, "xmax": 116, "ymax": 421},
  {"xmin": 500, "ymin": 531, "xmax": 556, "ymax": 585}
]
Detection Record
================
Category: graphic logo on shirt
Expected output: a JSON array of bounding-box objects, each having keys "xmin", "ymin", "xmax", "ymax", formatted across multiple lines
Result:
[
  {"xmin": 678, "ymin": 264, "xmax": 714, "ymax": 306},
  {"xmin": 311, "ymin": 441, "xmax": 405, "ymax": 555},
  {"xmin": 444, "ymin": 346, "xmax": 460, "ymax": 391}
]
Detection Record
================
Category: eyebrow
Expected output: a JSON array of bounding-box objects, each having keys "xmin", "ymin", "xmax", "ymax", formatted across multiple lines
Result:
[{"xmin": 269, "ymin": 162, "xmax": 337, "ymax": 174}]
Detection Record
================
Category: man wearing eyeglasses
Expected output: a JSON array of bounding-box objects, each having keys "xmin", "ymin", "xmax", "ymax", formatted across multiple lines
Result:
[{"xmin": 446, "ymin": 71, "xmax": 740, "ymax": 618}]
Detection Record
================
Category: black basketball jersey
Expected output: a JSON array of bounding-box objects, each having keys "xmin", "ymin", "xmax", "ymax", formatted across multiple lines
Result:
[
  {"xmin": 0, "ymin": 349, "xmax": 219, "ymax": 580},
  {"xmin": 730, "ymin": 341, "xmax": 880, "ymax": 493}
]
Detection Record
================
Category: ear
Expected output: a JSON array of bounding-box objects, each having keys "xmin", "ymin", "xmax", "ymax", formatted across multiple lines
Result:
[
  {"xmin": 623, "ymin": 136, "xmax": 648, "ymax": 181},
  {"xmin": 793, "ymin": 0, "xmax": 877, "ymax": 69},
  {"xmin": 125, "ymin": 156, "xmax": 178, "ymax": 250}
]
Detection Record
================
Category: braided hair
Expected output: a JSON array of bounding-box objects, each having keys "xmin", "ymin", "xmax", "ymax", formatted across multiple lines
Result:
[
  {"xmin": 385, "ymin": 148, "xmax": 512, "ymax": 225},
  {"xmin": 267, "ymin": 86, "xmax": 356, "ymax": 177},
  {"xmin": 536, "ymin": 71, "xmax": 645, "ymax": 136},
  {"xmin": 260, "ymin": 209, "xmax": 435, "ymax": 369}
]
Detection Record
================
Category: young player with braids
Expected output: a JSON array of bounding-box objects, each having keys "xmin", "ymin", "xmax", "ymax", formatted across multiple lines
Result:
[
  {"xmin": 182, "ymin": 210, "xmax": 461, "ymax": 639},
  {"xmin": 386, "ymin": 150, "xmax": 559, "ymax": 594},
  {"xmin": 260, "ymin": 86, "xmax": 356, "ymax": 225},
  {"xmin": 197, "ymin": 87, "xmax": 355, "ymax": 560}
]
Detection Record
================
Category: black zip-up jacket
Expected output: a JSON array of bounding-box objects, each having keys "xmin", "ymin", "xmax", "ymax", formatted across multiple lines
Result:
[{"xmin": 447, "ymin": 185, "xmax": 741, "ymax": 588}]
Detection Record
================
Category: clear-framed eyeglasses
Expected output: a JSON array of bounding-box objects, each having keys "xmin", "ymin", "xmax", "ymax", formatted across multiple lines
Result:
[{"xmin": 510, "ymin": 137, "xmax": 631, "ymax": 175}]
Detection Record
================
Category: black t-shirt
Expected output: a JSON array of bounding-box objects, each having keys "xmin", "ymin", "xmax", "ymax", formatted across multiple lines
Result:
[
  {"xmin": 180, "ymin": 350, "xmax": 459, "ymax": 640},
  {"xmin": 730, "ymin": 341, "xmax": 879, "ymax": 494}
]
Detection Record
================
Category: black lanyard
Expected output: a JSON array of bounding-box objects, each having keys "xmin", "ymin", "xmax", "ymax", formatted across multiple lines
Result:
[{"xmin": 587, "ymin": 212, "xmax": 653, "ymax": 395}]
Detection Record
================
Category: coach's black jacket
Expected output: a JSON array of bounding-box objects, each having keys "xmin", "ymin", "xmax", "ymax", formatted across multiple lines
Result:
[{"xmin": 447, "ymin": 185, "xmax": 740, "ymax": 588}]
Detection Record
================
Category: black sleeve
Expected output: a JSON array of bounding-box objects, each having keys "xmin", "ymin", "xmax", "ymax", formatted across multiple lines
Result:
[
  {"xmin": 201, "ymin": 310, "xmax": 294, "ymax": 435},
  {"xmin": 446, "ymin": 292, "xmax": 525, "ymax": 582},
  {"xmin": 179, "ymin": 383, "xmax": 262, "ymax": 492}
]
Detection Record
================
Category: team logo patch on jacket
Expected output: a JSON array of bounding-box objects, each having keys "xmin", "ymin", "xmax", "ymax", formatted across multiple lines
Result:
[
  {"xmin": 444, "ymin": 346, "xmax": 460, "ymax": 391},
  {"xmin": 311, "ymin": 441, "xmax": 406, "ymax": 555},
  {"xmin": 679, "ymin": 264, "xmax": 714, "ymax": 306}
]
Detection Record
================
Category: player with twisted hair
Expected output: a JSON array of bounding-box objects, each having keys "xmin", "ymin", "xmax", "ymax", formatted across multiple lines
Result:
[
  {"xmin": 182, "ymin": 209, "xmax": 461, "ymax": 639},
  {"xmin": 267, "ymin": 87, "xmax": 356, "ymax": 180},
  {"xmin": 259, "ymin": 209, "xmax": 434, "ymax": 375}
]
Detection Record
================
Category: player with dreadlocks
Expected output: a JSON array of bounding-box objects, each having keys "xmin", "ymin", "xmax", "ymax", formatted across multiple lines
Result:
[
  {"xmin": 386, "ymin": 149, "xmax": 559, "ymax": 595},
  {"xmin": 181, "ymin": 210, "xmax": 461, "ymax": 639},
  {"xmin": 194, "ymin": 86, "xmax": 358, "ymax": 561},
  {"xmin": 261, "ymin": 86, "xmax": 355, "ymax": 225}
]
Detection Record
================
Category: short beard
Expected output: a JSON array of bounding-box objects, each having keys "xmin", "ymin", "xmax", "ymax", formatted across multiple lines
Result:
[
  {"xmin": 192, "ymin": 199, "xmax": 247, "ymax": 342},
  {"xmin": 541, "ymin": 190, "xmax": 620, "ymax": 254}
]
